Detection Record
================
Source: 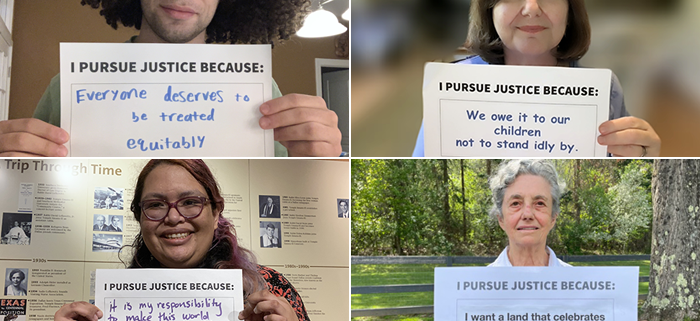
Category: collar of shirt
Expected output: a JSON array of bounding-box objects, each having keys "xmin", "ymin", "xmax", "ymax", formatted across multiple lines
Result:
[{"xmin": 489, "ymin": 246, "xmax": 571, "ymax": 267}]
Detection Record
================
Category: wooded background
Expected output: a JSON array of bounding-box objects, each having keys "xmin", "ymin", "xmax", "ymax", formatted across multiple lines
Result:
[{"xmin": 351, "ymin": 159, "xmax": 653, "ymax": 256}]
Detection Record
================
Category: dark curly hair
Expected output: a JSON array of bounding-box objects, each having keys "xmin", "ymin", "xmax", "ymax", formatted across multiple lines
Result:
[{"xmin": 80, "ymin": 0, "xmax": 310, "ymax": 44}]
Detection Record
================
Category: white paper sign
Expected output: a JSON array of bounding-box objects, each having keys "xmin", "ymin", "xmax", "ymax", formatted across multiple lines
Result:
[
  {"xmin": 423, "ymin": 63, "xmax": 611, "ymax": 157},
  {"xmin": 434, "ymin": 266, "xmax": 639, "ymax": 321},
  {"xmin": 60, "ymin": 43, "xmax": 274, "ymax": 157},
  {"xmin": 95, "ymin": 269, "xmax": 244, "ymax": 321}
]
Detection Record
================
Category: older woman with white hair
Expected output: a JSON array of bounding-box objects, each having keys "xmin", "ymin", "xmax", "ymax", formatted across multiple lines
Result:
[{"xmin": 488, "ymin": 159, "xmax": 570, "ymax": 267}]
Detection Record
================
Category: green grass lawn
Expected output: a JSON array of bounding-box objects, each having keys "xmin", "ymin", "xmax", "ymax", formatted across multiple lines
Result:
[{"xmin": 352, "ymin": 260, "xmax": 650, "ymax": 321}]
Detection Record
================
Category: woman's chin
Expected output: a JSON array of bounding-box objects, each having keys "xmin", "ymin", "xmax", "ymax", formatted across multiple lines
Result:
[
  {"xmin": 512, "ymin": 236, "xmax": 544, "ymax": 248},
  {"xmin": 157, "ymin": 249, "xmax": 199, "ymax": 268},
  {"xmin": 507, "ymin": 44, "xmax": 557, "ymax": 62}
]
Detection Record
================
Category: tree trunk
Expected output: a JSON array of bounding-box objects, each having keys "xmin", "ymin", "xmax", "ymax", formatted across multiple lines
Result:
[
  {"xmin": 442, "ymin": 159, "xmax": 451, "ymax": 236},
  {"xmin": 392, "ymin": 160, "xmax": 404, "ymax": 255},
  {"xmin": 642, "ymin": 160, "xmax": 700, "ymax": 320},
  {"xmin": 573, "ymin": 159, "xmax": 581, "ymax": 222}
]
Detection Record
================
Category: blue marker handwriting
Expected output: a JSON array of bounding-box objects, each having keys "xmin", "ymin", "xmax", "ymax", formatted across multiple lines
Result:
[
  {"xmin": 132, "ymin": 109, "xmax": 216, "ymax": 123},
  {"xmin": 74, "ymin": 86, "xmax": 253, "ymax": 104},
  {"xmin": 127, "ymin": 136, "xmax": 206, "ymax": 151},
  {"xmin": 107, "ymin": 298, "xmax": 224, "ymax": 321},
  {"xmin": 164, "ymin": 86, "xmax": 223, "ymax": 103},
  {"xmin": 159, "ymin": 109, "xmax": 215, "ymax": 122},
  {"xmin": 76, "ymin": 88, "xmax": 147, "ymax": 104}
]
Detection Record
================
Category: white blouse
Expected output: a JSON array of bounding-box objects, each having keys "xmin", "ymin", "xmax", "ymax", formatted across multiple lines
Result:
[{"xmin": 489, "ymin": 246, "xmax": 572, "ymax": 267}]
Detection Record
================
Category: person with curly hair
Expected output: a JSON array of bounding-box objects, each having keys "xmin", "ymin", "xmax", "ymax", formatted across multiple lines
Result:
[
  {"xmin": 5, "ymin": 269, "xmax": 27, "ymax": 296},
  {"xmin": 53, "ymin": 159, "xmax": 309, "ymax": 321},
  {"xmin": 0, "ymin": 0, "xmax": 343, "ymax": 157}
]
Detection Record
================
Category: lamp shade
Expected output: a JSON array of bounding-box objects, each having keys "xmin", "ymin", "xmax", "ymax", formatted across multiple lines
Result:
[
  {"xmin": 342, "ymin": 8, "xmax": 349, "ymax": 21},
  {"xmin": 296, "ymin": 8, "xmax": 347, "ymax": 38}
]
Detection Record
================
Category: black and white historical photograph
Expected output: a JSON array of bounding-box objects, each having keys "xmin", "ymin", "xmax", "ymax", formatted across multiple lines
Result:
[
  {"xmin": 107, "ymin": 215, "xmax": 123, "ymax": 232},
  {"xmin": 337, "ymin": 198, "xmax": 349, "ymax": 218},
  {"xmin": 93, "ymin": 215, "xmax": 109, "ymax": 231},
  {"xmin": 93, "ymin": 187, "xmax": 124, "ymax": 210},
  {"xmin": 93, "ymin": 214, "xmax": 122, "ymax": 232},
  {"xmin": 259, "ymin": 195, "xmax": 281, "ymax": 218},
  {"xmin": 259, "ymin": 221, "xmax": 282, "ymax": 248},
  {"xmin": 1, "ymin": 213, "xmax": 32, "ymax": 245},
  {"xmin": 91, "ymin": 233, "xmax": 123, "ymax": 252},
  {"xmin": 4, "ymin": 268, "xmax": 28, "ymax": 296}
]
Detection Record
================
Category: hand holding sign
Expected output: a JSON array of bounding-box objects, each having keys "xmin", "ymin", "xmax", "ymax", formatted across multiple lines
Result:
[
  {"xmin": 0, "ymin": 118, "xmax": 69, "ymax": 157},
  {"xmin": 598, "ymin": 116, "xmax": 661, "ymax": 157},
  {"xmin": 237, "ymin": 290, "xmax": 299, "ymax": 321},
  {"xmin": 260, "ymin": 94, "xmax": 342, "ymax": 157},
  {"xmin": 54, "ymin": 301, "xmax": 102, "ymax": 321}
]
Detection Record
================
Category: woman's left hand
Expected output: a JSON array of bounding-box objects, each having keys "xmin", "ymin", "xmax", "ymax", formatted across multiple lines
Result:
[
  {"xmin": 597, "ymin": 116, "xmax": 661, "ymax": 157},
  {"xmin": 238, "ymin": 290, "xmax": 299, "ymax": 321}
]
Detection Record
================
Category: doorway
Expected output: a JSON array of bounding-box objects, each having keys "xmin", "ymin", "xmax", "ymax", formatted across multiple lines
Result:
[{"xmin": 315, "ymin": 58, "xmax": 349, "ymax": 154}]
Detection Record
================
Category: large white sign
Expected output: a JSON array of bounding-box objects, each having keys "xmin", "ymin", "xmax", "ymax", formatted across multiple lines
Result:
[
  {"xmin": 434, "ymin": 266, "xmax": 639, "ymax": 321},
  {"xmin": 96, "ymin": 269, "xmax": 243, "ymax": 321},
  {"xmin": 60, "ymin": 43, "xmax": 274, "ymax": 157},
  {"xmin": 423, "ymin": 63, "xmax": 611, "ymax": 157}
]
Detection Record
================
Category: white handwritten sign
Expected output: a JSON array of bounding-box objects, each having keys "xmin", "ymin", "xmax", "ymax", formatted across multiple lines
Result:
[
  {"xmin": 434, "ymin": 266, "xmax": 639, "ymax": 321},
  {"xmin": 95, "ymin": 269, "xmax": 244, "ymax": 321},
  {"xmin": 423, "ymin": 63, "xmax": 611, "ymax": 157},
  {"xmin": 60, "ymin": 43, "xmax": 274, "ymax": 156}
]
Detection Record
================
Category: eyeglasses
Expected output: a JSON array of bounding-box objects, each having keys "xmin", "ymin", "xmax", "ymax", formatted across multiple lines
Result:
[{"xmin": 139, "ymin": 196, "xmax": 210, "ymax": 221}]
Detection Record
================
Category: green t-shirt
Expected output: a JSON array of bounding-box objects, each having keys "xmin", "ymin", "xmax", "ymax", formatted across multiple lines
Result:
[{"xmin": 33, "ymin": 39, "xmax": 288, "ymax": 156}]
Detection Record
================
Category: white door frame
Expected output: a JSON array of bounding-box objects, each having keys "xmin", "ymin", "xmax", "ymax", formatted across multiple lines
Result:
[
  {"xmin": 0, "ymin": 0, "xmax": 13, "ymax": 120},
  {"xmin": 315, "ymin": 58, "xmax": 349, "ymax": 97}
]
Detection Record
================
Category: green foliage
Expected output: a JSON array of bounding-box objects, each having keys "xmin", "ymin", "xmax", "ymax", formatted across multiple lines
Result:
[
  {"xmin": 352, "ymin": 159, "xmax": 653, "ymax": 256},
  {"xmin": 592, "ymin": 161, "xmax": 653, "ymax": 250},
  {"xmin": 352, "ymin": 159, "xmax": 459, "ymax": 255}
]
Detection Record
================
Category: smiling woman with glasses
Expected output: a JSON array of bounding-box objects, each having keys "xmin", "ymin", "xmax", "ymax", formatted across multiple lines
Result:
[{"xmin": 54, "ymin": 159, "xmax": 308, "ymax": 321}]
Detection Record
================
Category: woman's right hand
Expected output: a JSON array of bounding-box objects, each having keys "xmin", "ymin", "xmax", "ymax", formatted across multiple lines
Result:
[{"xmin": 55, "ymin": 302, "xmax": 102, "ymax": 321}]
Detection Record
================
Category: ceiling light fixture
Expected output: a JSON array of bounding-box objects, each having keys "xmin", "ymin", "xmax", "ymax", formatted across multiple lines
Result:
[{"xmin": 297, "ymin": 0, "xmax": 348, "ymax": 38}]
